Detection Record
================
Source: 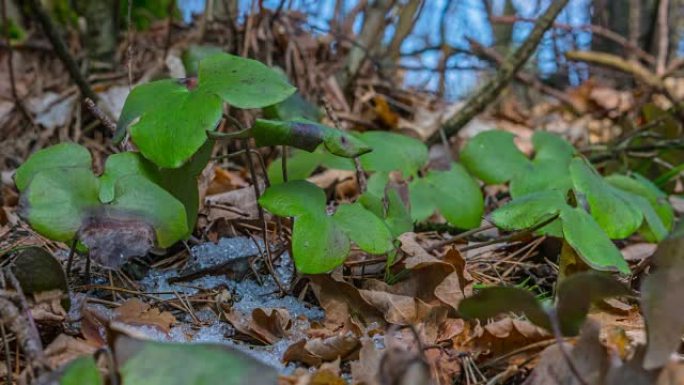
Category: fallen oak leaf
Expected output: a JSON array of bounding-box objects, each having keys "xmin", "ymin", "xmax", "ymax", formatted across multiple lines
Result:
[
  {"xmin": 113, "ymin": 298, "xmax": 176, "ymax": 333},
  {"xmin": 283, "ymin": 332, "xmax": 360, "ymax": 367}
]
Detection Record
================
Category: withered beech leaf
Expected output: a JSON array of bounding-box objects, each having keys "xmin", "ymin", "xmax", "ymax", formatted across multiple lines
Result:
[
  {"xmin": 79, "ymin": 211, "xmax": 156, "ymax": 268},
  {"xmin": 113, "ymin": 299, "xmax": 176, "ymax": 333},
  {"xmin": 283, "ymin": 332, "xmax": 360, "ymax": 366}
]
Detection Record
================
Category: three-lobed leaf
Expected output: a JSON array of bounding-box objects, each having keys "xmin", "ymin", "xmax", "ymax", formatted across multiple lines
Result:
[
  {"xmin": 570, "ymin": 158, "xmax": 643, "ymax": 239},
  {"xmin": 461, "ymin": 130, "xmax": 531, "ymax": 184},
  {"xmin": 409, "ymin": 164, "xmax": 483, "ymax": 229},
  {"xmin": 117, "ymin": 53, "xmax": 296, "ymax": 168},
  {"xmin": 259, "ymin": 181, "xmax": 396, "ymax": 273},
  {"xmin": 358, "ymin": 131, "xmax": 428, "ymax": 177},
  {"xmin": 16, "ymin": 144, "xmax": 188, "ymax": 266}
]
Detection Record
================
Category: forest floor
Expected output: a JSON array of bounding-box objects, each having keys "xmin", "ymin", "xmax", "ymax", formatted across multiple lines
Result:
[{"xmin": 1, "ymin": 6, "xmax": 684, "ymax": 385}]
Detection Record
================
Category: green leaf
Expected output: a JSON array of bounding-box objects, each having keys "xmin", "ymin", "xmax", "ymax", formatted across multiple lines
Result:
[
  {"xmin": 22, "ymin": 168, "xmax": 100, "ymax": 242},
  {"xmin": 641, "ymin": 221, "xmax": 684, "ymax": 369},
  {"xmin": 127, "ymin": 80, "xmax": 222, "ymax": 168},
  {"xmin": 358, "ymin": 131, "xmax": 428, "ymax": 177},
  {"xmin": 153, "ymin": 139, "xmax": 214, "ymax": 233},
  {"xmin": 490, "ymin": 190, "xmax": 566, "ymax": 231},
  {"xmin": 252, "ymin": 119, "xmax": 371, "ymax": 157},
  {"xmin": 461, "ymin": 130, "xmax": 531, "ymax": 184},
  {"xmin": 181, "ymin": 45, "xmax": 224, "ymax": 76},
  {"xmin": 59, "ymin": 356, "xmax": 102, "ymax": 385},
  {"xmin": 531, "ymin": 131, "xmax": 575, "ymax": 163},
  {"xmin": 18, "ymin": 145, "xmax": 190, "ymax": 265},
  {"xmin": 569, "ymin": 158, "xmax": 643, "ymax": 239},
  {"xmin": 263, "ymin": 92, "xmax": 322, "ymax": 122},
  {"xmin": 605, "ymin": 174, "xmax": 673, "ymax": 242},
  {"xmin": 408, "ymin": 177, "xmax": 436, "ymax": 222},
  {"xmin": 259, "ymin": 180, "xmax": 326, "ymax": 217},
  {"xmin": 410, "ymin": 165, "xmax": 484, "ymax": 229},
  {"xmin": 293, "ymin": 213, "xmax": 351, "ymax": 274},
  {"xmin": 556, "ymin": 271, "xmax": 631, "ymax": 336},
  {"xmin": 458, "ymin": 286, "xmax": 551, "ymax": 330},
  {"xmin": 333, "ymin": 203, "xmax": 394, "ymax": 254},
  {"xmin": 198, "ymin": 53, "xmax": 296, "ymax": 109},
  {"xmin": 15, "ymin": 143, "xmax": 92, "ymax": 191},
  {"xmin": 99, "ymin": 152, "xmax": 156, "ymax": 203},
  {"xmin": 267, "ymin": 149, "xmax": 322, "ymax": 184},
  {"xmin": 108, "ymin": 175, "xmax": 188, "ymax": 248},
  {"xmin": 559, "ymin": 206, "xmax": 630, "ymax": 274},
  {"xmin": 509, "ymin": 161, "xmax": 573, "ymax": 198},
  {"xmin": 385, "ymin": 188, "xmax": 413, "ymax": 238},
  {"xmin": 115, "ymin": 335, "xmax": 278, "ymax": 385}
]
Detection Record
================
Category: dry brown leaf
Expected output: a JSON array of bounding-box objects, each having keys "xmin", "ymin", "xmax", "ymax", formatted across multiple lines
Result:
[
  {"xmin": 113, "ymin": 298, "xmax": 176, "ymax": 333},
  {"xmin": 206, "ymin": 166, "xmax": 248, "ymax": 195},
  {"xmin": 283, "ymin": 332, "xmax": 360, "ymax": 367},
  {"xmin": 227, "ymin": 307, "xmax": 292, "ymax": 345},
  {"xmin": 373, "ymin": 96, "xmax": 399, "ymax": 127},
  {"xmin": 309, "ymin": 275, "xmax": 385, "ymax": 330},
  {"xmin": 351, "ymin": 337, "xmax": 383, "ymax": 385},
  {"xmin": 621, "ymin": 243, "xmax": 657, "ymax": 262},
  {"xmin": 30, "ymin": 290, "xmax": 67, "ymax": 323},
  {"xmin": 205, "ymin": 184, "xmax": 261, "ymax": 221},
  {"xmin": 358, "ymin": 288, "xmax": 435, "ymax": 325},
  {"xmin": 43, "ymin": 334, "xmax": 96, "ymax": 369},
  {"xmin": 470, "ymin": 318, "xmax": 550, "ymax": 357},
  {"xmin": 655, "ymin": 361, "xmax": 684, "ymax": 385}
]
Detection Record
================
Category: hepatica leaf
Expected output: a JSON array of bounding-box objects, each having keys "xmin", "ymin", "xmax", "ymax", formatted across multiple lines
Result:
[
  {"xmin": 333, "ymin": 202, "xmax": 394, "ymax": 254},
  {"xmin": 14, "ymin": 142, "xmax": 92, "ymax": 191},
  {"xmin": 490, "ymin": 190, "xmax": 566, "ymax": 231},
  {"xmin": 531, "ymin": 131, "xmax": 576, "ymax": 163},
  {"xmin": 21, "ymin": 167, "xmax": 100, "ymax": 242},
  {"xmin": 605, "ymin": 174, "xmax": 673, "ymax": 242},
  {"xmin": 358, "ymin": 131, "xmax": 428, "ymax": 177},
  {"xmin": 181, "ymin": 44, "xmax": 224, "ymax": 76},
  {"xmin": 461, "ymin": 130, "xmax": 531, "ymax": 184},
  {"xmin": 16, "ymin": 144, "xmax": 188, "ymax": 267},
  {"xmin": 117, "ymin": 53, "xmax": 296, "ymax": 168},
  {"xmin": 117, "ymin": 79, "xmax": 222, "ymax": 168},
  {"xmin": 252, "ymin": 119, "xmax": 371, "ymax": 157},
  {"xmin": 197, "ymin": 53, "xmax": 295, "ymax": 109},
  {"xmin": 559, "ymin": 206, "xmax": 630, "ymax": 274},
  {"xmin": 569, "ymin": 157, "xmax": 643, "ymax": 239},
  {"xmin": 260, "ymin": 181, "xmax": 396, "ymax": 273},
  {"xmin": 114, "ymin": 334, "xmax": 278, "ymax": 385},
  {"xmin": 258, "ymin": 180, "xmax": 326, "ymax": 217},
  {"xmin": 59, "ymin": 356, "xmax": 102, "ymax": 385},
  {"xmin": 293, "ymin": 213, "xmax": 351, "ymax": 274},
  {"xmin": 409, "ymin": 164, "xmax": 483, "ymax": 229}
]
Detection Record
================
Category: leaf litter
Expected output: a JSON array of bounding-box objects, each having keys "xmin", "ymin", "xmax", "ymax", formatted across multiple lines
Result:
[{"xmin": 2, "ymin": 4, "xmax": 684, "ymax": 385}]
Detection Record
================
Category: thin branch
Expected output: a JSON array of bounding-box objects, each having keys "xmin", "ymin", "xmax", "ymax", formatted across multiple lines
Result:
[
  {"xmin": 83, "ymin": 98, "xmax": 116, "ymax": 134},
  {"xmin": 490, "ymin": 15, "xmax": 656, "ymax": 65},
  {"xmin": 655, "ymin": 0, "xmax": 670, "ymax": 75},
  {"xmin": 467, "ymin": 38, "xmax": 581, "ymax": 113},
  {"xmin": 430, "ymin": 0, "xmax": 570, "ymax": 144}
]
